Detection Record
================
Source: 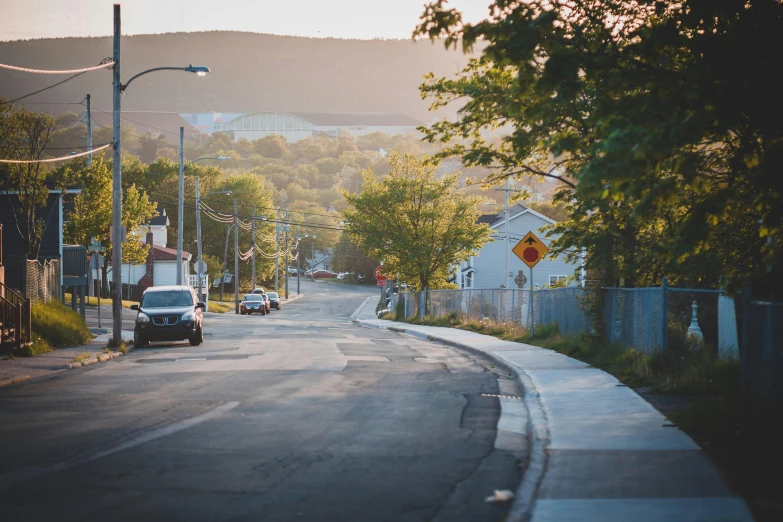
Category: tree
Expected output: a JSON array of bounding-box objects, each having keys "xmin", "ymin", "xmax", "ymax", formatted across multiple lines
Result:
[
  {"xmin": 253, "ymin": 134, "xmax": 289, "ymax": 159},
  {"xmin": 415, "ymin": 0, "xmax": 783, "ymax": 296},
  {"xmin": 343, "ymin": 153, "xmax": 492, "ymax": 291},
  {"xmin": 0, "ymin": 102, "xmax": 59, "ymax": 259},
  {"xmin": 332, "ymin": 232, "xmax": 377, "ymax": 280},
  {"xmin": 61, "ymin": 156, "xmax": 158, "ymax": 295}
]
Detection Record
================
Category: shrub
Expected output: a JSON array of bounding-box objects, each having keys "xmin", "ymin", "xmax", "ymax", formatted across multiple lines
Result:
[
  {"xmin": 16, "ymin": 336, "xmax": 52, "ymax": 357},
  {"xmin": 31, "ymin": 301, "xmax": 92, "ymax": 348}
]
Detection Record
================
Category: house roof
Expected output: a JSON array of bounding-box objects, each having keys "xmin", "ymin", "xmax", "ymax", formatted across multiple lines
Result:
[
  {"xmin": 477, "ymin": 214, "xmax": 500, "ymax": 225},
  {"xmin": 149, "ymin": 243, "xmax": 191, "ymax": 261},
  {"xmin": 149, "ymin": 207, "xmax": 169, "ymax": 226},
  {"xmin": 478, "ymin": 203, "xmax": 529, "ymax": 227},
  {"xmin": 482, "ymin": 203, "xmax": 558, "ymax": 228}
]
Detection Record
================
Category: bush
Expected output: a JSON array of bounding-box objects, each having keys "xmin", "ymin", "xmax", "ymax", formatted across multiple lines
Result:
[
  {"xmin": 31, "ymin": 301, "xmax": 92, "ymax": 348},
  {"xmin": 16, "ymin": 336, "xmax": 52, "ymax": 357}
]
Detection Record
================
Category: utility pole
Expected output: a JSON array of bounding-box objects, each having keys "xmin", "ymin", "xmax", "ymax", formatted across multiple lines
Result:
[
  {"xmin": 85, "ymin": 93, "xmax": 92, "ymax": 167},
  {"xmin": 495, "ymin": 178, "xmax": 514, "ymax": 289},
  {"xmin": 219, "ymin": 224, "xmax": 230, "ymax": 302},
  {"xmin": 284, "ymin": 210, "xmax": 289, "ymax": 299},
  {"xmin": 195, "ymin": 177, "xmax": 203, "ymax": 301},
  {"xmin": 295, "ymin": 226, "xmax": 301, "ymax": 295},
  {"xmin": 234, "ymin": 197, "xmax": 239, "ymax": 313},
  {"xmin": 251, "ymin": 208, "xmax": 256, "ymax": 291},
  {"xmin": 274, "ymin": 208, "xmax": 280, "ymax": 292},
  {"xmin": 505, "ymin": 177, "xmax": 510, "ymax": 289},
  {"xmin": 111, "ymin": 4, "xmax": 123, "ymax": 346},
  {"xmin": 176, "ymin": 127, "xmax": 185, "ymax": 286}
]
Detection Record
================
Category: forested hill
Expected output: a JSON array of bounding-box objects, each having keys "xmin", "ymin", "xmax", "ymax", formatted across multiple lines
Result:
[{"xmin": 0, "ymin": 31, "xmax": 472, "ymax": 120}]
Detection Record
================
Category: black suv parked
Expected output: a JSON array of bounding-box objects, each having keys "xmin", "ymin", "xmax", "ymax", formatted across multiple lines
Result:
[{"xmin": 131, "ymin": 286, "xmax": 205, "ymax": 347}]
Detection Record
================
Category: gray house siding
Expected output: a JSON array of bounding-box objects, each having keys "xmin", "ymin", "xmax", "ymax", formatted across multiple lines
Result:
[{"xmin": 464, "ymin": 209, "xmax": 582, "ymax": 290}]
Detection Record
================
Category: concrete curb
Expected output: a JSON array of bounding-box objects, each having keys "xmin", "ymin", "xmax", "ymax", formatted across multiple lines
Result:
[
  {"xmin": 283, "ymin": 293, "xmax": 304, "ymax": 303},
  {"xmin": 350, "ymin": 296, "xmax": 372, "ymax": 321},
  {"xmin": 66, "ymin": 349, "xmax": 126, "ymax": 369},
  {"xmin": 357, "ymin": 319, "xmax": 548, "ymax": 522},
  {"xmin": 0, "ymin": 375, "xmax": 32, "ymax": 388}
]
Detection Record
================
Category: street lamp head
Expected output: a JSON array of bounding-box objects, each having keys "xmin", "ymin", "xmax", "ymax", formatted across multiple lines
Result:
[
  {"xmin": 217, "ymin": 155, "xmax": 230, "ymax": 160},
  {"xmin": 185, "ymin": 65, "xmax": 210, "ymax": 76}
]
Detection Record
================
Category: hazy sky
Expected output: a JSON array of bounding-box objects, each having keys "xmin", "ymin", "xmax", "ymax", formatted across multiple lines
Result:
[{"xmin": 0, "ymin": 0, "xmax": 489, "ymax": 41}]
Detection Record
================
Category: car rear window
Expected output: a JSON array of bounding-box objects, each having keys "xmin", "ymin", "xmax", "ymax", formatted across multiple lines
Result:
[
  {"xmin": 267, "ymin": 292, "xmax": 278, "ymax": 298},
  {"xmin": 243, "ymin": 294, "xmax": 263, "ymax": 301},
  {"xmin": 141, "ymin": 291, "xmax": 193, "ymax": 308}
]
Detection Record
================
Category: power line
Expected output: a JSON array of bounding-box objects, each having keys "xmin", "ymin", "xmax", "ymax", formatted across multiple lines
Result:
[
  {"xmin": 0, "ymin": 60, "xmax": 114, "ymax": 74},
  {"xmin": 1, "ymin": 59, "xmax": 112, "ymax": 105},
  {"xmin": 91, "ymin": 107, "xmax": 203, "ymax": 144},
  {"xmin": 5, "ymin": 101, "xmax": 86, "ymax": 106},
  {"xmin": 0, "ymin": 143, "xmax": 111, "ymax": 164},
  {"xmin": 2, "ymin": 143, "xmax": 111, "ymax": 151},
  {"xmin": 150, "ymin": 190, "xmax": 341, "ymax": 221},
  {"xmin": 152, "ymin": 196, "xmax": 345, "ymax": 231}
]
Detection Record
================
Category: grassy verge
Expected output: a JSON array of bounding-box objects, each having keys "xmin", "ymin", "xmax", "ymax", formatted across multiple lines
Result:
[
  {"xmin": 31, "ymin": 300, "xmax": 93, "ymax": 350},
  {"xmin": 398, "ymin": 312, "xmax": 739, "ymax": 396},
  {"xmin": 63, "ymin": 293, "xmax": 137, "ymax": 309},
  {"xmin": 206, "ymin": 300, "xmax": 234, "ymax": 313}
]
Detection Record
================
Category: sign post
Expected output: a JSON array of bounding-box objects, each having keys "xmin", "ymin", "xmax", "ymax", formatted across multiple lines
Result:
[
  {"xmin": 90, "ymin": 252, "xmax": 104, "ymax": 328},
  {"xmin": 512, "ymin": 231, "xmax": 549, "ymax": 335},
  {"xmin": 375, "ymin": 266, "xmax": 387, "ymax": 305}
]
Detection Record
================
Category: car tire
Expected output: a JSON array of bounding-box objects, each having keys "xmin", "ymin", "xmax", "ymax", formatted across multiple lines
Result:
[
  {"xmin": 134, "ymin": 332, "xmax": 149, "ymax": 348},
  {"xmin": 189, "ymin": 325, "xmax": 203, "ymax": 346}
]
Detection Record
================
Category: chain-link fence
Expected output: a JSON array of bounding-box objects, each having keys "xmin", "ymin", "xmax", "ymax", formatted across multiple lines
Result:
[
  {"xmin": 392, "ymin": 287, "xmax": 593, "ymax": 335},
  {"xmin": 604, "ymin": 288, "xmax": 666, "ymax": 354},
  {"xmin": 667, "ymin": 288, "xmax": 738, "ymax": 360},
  {"xmin": 603, "ymin": 286, "xmax": 736, "ymax": 356},
  {"xmin": 391, "ymin": 284, "xmax": 742, "ymax": 358},
  {"xmin": 24, "ymin": 258, "xmax": 61, "ymax": 304}
]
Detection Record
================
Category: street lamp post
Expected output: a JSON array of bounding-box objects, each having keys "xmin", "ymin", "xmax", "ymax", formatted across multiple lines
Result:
[{"xmin": 110, "ymin": 4, "xmax": 209, "ymax": 345}]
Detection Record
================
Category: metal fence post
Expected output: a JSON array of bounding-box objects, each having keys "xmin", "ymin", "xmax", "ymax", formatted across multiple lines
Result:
[
  {"xmin": 740, "ymin": 285, "xmax": 751, "ymax": 399},
  {"xmin": 608, "ymin": 289, "xmax": 616, "ymax": 344},
  {"xmin": 661, "ymin": 276, "xmax": 669, "ymax": 352}
]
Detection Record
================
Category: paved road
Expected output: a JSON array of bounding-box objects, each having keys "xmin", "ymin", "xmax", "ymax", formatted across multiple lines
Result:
[{"xmin": 0, "ymin": 279, "xmax": 521, "ymax": 522}]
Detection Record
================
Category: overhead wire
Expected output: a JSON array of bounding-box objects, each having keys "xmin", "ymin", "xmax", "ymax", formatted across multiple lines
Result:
[
  {"xmin": 0, "ymin": 61, "xmax": 115, "ymax": 74},
  {"xmin": 0, "ymin": 143, "xmax": 111, "ymax": 163},
  {"xmin": 153, "ymin": 195, "xmax": 345, "ymax": 231},
  {"xmin": 1, "ymin": 59, "xmax": 113, "ymax": 105}
]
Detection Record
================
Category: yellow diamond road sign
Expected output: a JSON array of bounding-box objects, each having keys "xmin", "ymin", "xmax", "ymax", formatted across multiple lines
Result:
[{"xmin": 512, "ymin": 231, "xmax": 549, "ymax": 269}]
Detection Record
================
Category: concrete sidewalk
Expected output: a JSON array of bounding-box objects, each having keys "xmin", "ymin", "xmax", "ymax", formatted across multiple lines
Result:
[
  {"xmin": 352, "ymin": 298, "xmax": 755, "ymax": 522},
  {"xmin": 0, "ymin": 305, "xmax": 135, "ymax": 388}
]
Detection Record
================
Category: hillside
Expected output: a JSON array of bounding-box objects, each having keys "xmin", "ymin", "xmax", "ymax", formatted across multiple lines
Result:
[{"xmin": 0, "ymin": 31, "xmax": 473, "ymax": 120}]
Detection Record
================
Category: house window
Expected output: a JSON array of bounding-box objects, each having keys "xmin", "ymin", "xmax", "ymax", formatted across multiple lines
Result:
[{"xmin": 549, "ymin": 275, "xmax": 567, "ymax": 286}]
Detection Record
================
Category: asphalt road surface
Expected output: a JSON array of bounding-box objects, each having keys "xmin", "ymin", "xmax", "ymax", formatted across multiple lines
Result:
[{"xmin": 0, "ymin": 279, "xmax": 521, "ymax": 522}]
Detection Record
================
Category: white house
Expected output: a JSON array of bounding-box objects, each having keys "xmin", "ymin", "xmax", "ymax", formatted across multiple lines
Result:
[
  {"xmin": 105, "ymin": 211, "xmax": 190, "ymax": 290},
  {"xmin": 459, "ymin": 203, "xmax": 583, "ymax": 289}
]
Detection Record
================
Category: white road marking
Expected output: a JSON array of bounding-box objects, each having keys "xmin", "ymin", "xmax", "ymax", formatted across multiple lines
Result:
[{"xmin": 0, "ymin": 401, "xmax": 240, "ymax": 490}]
